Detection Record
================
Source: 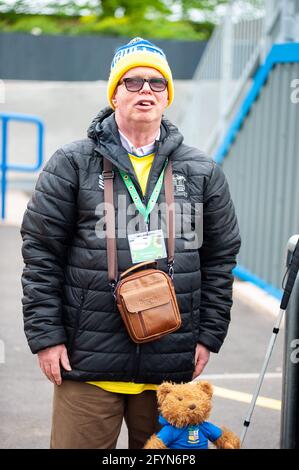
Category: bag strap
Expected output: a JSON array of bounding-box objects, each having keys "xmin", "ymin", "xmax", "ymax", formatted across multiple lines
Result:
[
  {"xmin": 164, "ymin": 159, "xmax": 175, "ymax": 268},
  {"xmin": 120, "ymin": 260, "xmax": 157, "ymax": 280},
  {"xmin": 103, "ymin": 157, "xmax": 175, "ymax": 284},
  {"xmin": 103, "ymin": 158, "xmax": 118, "ymax": 285}
]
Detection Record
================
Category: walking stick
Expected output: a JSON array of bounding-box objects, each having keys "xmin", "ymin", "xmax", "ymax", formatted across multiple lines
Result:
[{"xmin": 240, "ymin": 236, "xmax": 299, "ymax": 446}]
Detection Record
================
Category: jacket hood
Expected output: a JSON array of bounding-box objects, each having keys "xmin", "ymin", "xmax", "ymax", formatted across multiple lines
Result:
[
  {"xmin": 87, "ymin": 106, "xmax": 114, "ymax": 141},
  {"xmin": 87, "ymin": 106, "xmax": 184, "ymax": 160},
  {"xmin": 87, "ymin": 106, "xmax": 184, "ymax": 196}
]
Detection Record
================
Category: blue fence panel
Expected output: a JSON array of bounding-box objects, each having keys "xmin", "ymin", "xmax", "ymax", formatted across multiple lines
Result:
[
  {"xmin": 0, "ymin": 112, "xmax": 44, "ymax": 220},
  {"xmin": 214, "ymin": 43, "xmax": 299, "ymax": 299}
]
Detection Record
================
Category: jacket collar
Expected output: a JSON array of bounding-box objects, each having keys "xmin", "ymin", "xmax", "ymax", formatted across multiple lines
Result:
[
  {"xmin": 118, "ymin": 128, "xmax": 160, "ymax": 156},
  {"xmin": 88, "ymin": 107, "xmax": 183, "ymax": 164},
  {"xmin": 87, "ymin": 107, "xmax": 184, "ymax": 199}
]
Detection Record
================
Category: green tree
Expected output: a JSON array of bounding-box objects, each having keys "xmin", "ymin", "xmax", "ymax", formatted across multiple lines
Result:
[
  {"xmin": 0, "ymin": 1, "xmax": 265, "ymax": 40},
  {"xmin": 179, "ymin": 0, "xmax": 228, "ymax": 20},
  {"xmin": 0, "ymin": 0, "xmax": 228, "ymax": 19}
]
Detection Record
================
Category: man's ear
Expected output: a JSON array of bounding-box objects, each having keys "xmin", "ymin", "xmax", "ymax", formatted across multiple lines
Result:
[{"xmin": 112, "ymin": 91, "xmax": 117, "ymax": 107}]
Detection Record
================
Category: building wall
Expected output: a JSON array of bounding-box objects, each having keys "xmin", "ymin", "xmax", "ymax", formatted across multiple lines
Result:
[
  {"xmin": 0, "ymin": 33, "xmax": 206, "ymax": 81},
  {"xmin": 222, "ymin": 62, "xmax": 299, "ymax": 289}
]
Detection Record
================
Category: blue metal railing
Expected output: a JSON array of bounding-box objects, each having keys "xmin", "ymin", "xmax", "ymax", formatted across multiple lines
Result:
[
  {"xmin": 0, "ymin": 112, "xmax": 44, "ymax": 221},
  {"xmin": 214, "ymin": 43, "xmax": 299, "ymax": 164},
  {"xmin": 213, "ymin": 43, "xmax": 299, "ymax": 300}
]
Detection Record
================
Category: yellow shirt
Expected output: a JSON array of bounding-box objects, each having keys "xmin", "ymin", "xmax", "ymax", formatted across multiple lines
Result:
[
  {"xmin": 88, "ymin": 152, "xmax": 158, "ymax": 394},
  {"xmin": 128, "ymin": 152, "xmax": 155, "ymax": 195}
]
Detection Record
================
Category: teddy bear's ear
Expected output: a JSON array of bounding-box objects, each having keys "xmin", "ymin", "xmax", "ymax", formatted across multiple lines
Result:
[
  {"xmin": 157, "ymin": 382, "xmax": 173, "ymax": 403},
  {"xmin": 197, "ymin": 381, "xmax": 213, "ymax": 398}
]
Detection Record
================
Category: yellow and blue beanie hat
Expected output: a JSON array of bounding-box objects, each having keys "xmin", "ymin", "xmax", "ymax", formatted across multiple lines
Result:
[{"xmin": 107, "ymin": 37, "xmax": 174, "ymax": 109}]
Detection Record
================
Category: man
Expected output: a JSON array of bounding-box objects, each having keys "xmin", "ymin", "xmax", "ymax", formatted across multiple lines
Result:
[{"xmin": 21, "ymin": 37, "xmax": 241, "ymax": 449}]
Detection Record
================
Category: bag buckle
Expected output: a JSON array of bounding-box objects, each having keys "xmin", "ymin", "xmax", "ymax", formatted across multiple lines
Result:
[
  {"xmin": 109, "ymin": 280, "xmax": 117, "ymax": 299},
  {"xmin": 102, "ymin": 170, "xmax": 114, "ymax": 180},
  {"xmin": 168, "ymin": 261, "xmax": 174, "ymax": 280}
]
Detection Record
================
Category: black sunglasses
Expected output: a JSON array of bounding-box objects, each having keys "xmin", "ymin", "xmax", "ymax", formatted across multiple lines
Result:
[{"xmin": 119, "ymin": 77, "xmax": 168, "ymax": 92}]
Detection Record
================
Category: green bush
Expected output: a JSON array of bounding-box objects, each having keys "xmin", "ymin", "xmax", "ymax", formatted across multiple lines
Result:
[
  {"xmin": 0, "ymin": 13, "xmax": 213, "ymax": 40},
  {"xmin": 76, "ymin": 15, "xmax": 206, "ymax": 39},
  {"xmin": 3, "ymin": 15, "xmax": 62, "ymax": 34}
]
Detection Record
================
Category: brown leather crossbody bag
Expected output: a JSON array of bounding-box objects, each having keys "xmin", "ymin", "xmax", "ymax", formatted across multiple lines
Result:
[{"xmin": 103, "ymin": 157, "xmax": 181, "ymax": 343}]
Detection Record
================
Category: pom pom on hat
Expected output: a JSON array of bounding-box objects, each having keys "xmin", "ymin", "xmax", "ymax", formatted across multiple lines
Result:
[{"xmin": 107, "ymin": 37, "xmax": 174, "ymax": 109}]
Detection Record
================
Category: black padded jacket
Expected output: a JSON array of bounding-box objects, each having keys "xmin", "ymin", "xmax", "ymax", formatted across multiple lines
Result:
[{"xmin": 21, "ymin": 107, "xmax": 241, "ymax": 384}]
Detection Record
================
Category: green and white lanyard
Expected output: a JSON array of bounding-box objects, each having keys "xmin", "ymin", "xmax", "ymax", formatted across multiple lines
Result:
[{"xmin": 119, "ymin": 160, "xmax": 168, "ymax": 225}]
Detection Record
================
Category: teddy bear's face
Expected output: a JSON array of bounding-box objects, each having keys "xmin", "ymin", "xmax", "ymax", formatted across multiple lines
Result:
[{"xmin": 157, "ymin": 381, "xmax": 213, "ymax": 428}]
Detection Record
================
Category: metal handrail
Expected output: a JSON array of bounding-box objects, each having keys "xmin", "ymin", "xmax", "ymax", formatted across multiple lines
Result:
[
  {"xmin": 180, "ymin": 0, "xmax": 266, "ymax": 153},
  {"xmin": 0, "ymin": 112, "xmax": 44, "ymax": 220}
]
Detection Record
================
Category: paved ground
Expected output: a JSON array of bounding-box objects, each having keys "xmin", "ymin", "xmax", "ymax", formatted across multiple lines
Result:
[{"xmin": 0, "ymin": 224, "xmax": 284, "ymax": 449}]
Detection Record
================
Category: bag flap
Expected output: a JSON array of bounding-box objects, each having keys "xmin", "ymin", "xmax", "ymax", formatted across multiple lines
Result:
[{"xmin": 120, "ymin": 283, "xmax": 171, "ymax": 313}]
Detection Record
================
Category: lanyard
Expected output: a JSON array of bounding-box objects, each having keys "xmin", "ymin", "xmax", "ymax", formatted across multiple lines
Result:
[{"xmin": 119, "ymin": 161, "xmax": 167, "ymax": 224}]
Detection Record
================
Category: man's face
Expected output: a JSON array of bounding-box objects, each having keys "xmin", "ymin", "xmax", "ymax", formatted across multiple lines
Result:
[{"xmin": 113, "ymin": 66, "xmax": 169, "ymax": 125}]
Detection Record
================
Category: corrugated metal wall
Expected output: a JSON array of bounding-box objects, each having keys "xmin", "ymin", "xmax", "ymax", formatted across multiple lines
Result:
[{"xmin": 222, "ymin": 62, "xmax": 299, "ymax": 290}]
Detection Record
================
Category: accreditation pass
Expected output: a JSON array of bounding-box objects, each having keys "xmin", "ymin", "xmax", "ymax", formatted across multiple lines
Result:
[{"xmin": 128, "ymin": 229, "xmax": 167, "ymax": 264}]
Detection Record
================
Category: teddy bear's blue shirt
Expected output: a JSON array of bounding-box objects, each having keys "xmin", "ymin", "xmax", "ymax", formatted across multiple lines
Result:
[{"xmin": 157, "ymin": 415, "xmax": 222, "ymax": 449}]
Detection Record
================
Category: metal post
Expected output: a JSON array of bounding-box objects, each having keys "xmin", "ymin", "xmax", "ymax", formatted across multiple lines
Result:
[
  {"xmin": 280, "ymin": 234, "xmax": 299, "ymax": 448},
  {"xmin": 219, "ymin": 0, "xmax": 233, "ymax": 141},
  {"xmin": 0, "ymin": 112, "xmax": 44, "ymax": 221},
  {"xmin": 1, "ymin": 117, "xmax": 8, "ymax": 221},
  {"xmin": 280, "ymin": 0, "xmax": 297, "ymax": 43},
  {"xmin": 0, "ymin": 79, "xmax": 5, "ymax": 104}
]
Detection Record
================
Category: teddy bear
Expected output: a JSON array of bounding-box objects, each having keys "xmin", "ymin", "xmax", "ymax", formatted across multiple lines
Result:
[{"xmin": 143, "ymin": 380, "xmax": 241, "ymax": 449}]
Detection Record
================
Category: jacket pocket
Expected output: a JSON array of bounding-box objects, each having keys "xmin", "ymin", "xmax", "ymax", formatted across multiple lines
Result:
[
  {"xmin": 190, "ymin": 295, "xmax": 199, "ymax": 372},
  {"xmin": 190, "ymin": 294, "xmax": 198, "ymax": 346},
  {"xmin": 68, "ymin": 290, "xmax": 85, "ymax": 354}
]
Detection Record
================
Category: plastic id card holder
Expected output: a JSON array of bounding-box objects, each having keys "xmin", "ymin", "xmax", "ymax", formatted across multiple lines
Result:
[{"xmin": 128, "ymin": 229, "xmax": 167, "ymax": 264}]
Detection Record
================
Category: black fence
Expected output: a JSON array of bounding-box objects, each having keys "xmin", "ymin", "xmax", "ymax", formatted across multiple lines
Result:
[{"xmin": 0, "ymin": 33, "xmax": 206, "ymax": 81}]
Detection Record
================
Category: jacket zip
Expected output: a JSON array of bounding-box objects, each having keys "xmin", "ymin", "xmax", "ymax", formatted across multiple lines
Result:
[
  {"xmin": 143, "ymin": 141, "xmax": 162, "ymax": 206},
  {"xmin": 96, "ymin": 142, "xmax": 165, "ymax": 210},
  {"xmin": 96, "ymin": 139, "xmax": 167, "ymax": 380},
  {"xmin": 69, "ymin": 291, "xmax": 85, "ymax": 353},
  {"xmin": 132, "ymin": 344, "xmax": 141, "ymax": 381},
  {"xmin": 190, "ymin": 294, "xmax": 197, "ymax": 343},
  {"xmin": 142, "ymin": 141, "xmax": 163, "ymax": 232},
  {"xmin": 190, "ymin": 298, "xmax": 197, "ymax": 369},
  {"xmin": 142, "ymin": 195, "xmax": 149, "ymax": 232}
]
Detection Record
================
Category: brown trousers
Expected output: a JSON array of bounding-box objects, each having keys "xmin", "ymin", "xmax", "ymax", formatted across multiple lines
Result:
[{"xmin": 50, "ymin": 380, "xmax": 160, "ymax": 449}]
